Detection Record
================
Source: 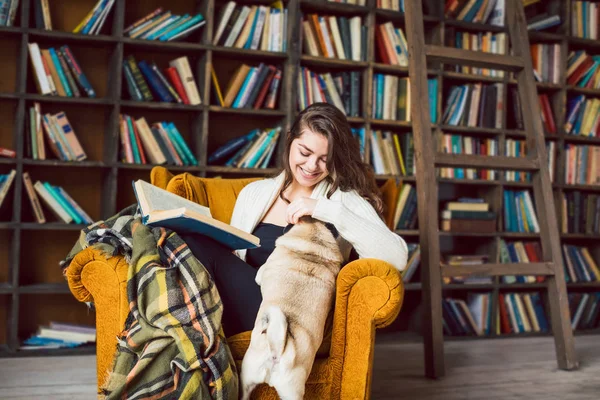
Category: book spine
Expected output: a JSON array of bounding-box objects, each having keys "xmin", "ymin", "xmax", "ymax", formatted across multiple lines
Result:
[
  {"xmin": 124, "ymin": 7, "xmax": 163, "ymax": 34},
  {"xmin": 138, "ymin": 60, "xmax": 174, "ymax": 102},
  {"xmin": 122, "ymin": 62, "xmax": 143, "ymax": 101},
  {"xmin": 167, "ymin": 123, "xmax": 197, "ymax": 165},
  {"xmin": 43, "ymin": 181, "xmax": 81, "ymax": 224},
  {"xmin": 49, "ymin": 48, "xmax": 72, "ymax": 97},
  {"xmin": 61, "ymin": 45, "xmax": 96, "ymax": 98},
  {"xmin": 126, "ymin": 116, "xmax": 142, "ymax": 164},
  {"xmin": 169, "ymin": 57, "xmax": 201, "ymax": 105},
  {"xmin": 126, "ymin": 56, "xmax": 153, "ymax": 101},
  {"xmin": 166, "ymin": 67, "xmax": 189, "ymax": 104},
  {"xmin": 160, "ymin": 122, "xmax": 189, "ymax": 165},
  {"xmin": 57, "ymin": 186, "xmax": 93, "ymax": 224},
  {"xmin": 151, "ymin": 63, "xmax": 182, "ymax": 103},
  {"xmin": 56, "ymin": 50, "xmax": 81, "ymax": 97},
  {"xmin": 0, "ymin": 170, "xmax": 16, "ymax": 209},
  {"xmin": 33, "ymin": 181, "xmax": 72, "ymax": 223},
  {"xmin": 22, "ymin": 172, "xmax": 46, "ymax": 223},
  {"xmin": 54, "ymin": 112, "xmax": 87, "ymax": 161}
]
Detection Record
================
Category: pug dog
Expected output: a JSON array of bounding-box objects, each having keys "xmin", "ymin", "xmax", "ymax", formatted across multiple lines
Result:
[{"xmin": 240, "ymin": 216, "xmax": 344, "ymax": 400}]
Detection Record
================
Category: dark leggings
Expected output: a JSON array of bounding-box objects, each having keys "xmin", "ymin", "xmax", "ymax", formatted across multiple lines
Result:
[{"xmin": 179, "ymin": 233, "xmax": 263, "ymax": 338}]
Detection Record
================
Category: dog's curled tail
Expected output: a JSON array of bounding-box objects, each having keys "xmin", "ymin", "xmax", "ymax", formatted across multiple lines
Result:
[{"xmin": 264, "ymin": 306, "xmax": 288, "ymax": 360}]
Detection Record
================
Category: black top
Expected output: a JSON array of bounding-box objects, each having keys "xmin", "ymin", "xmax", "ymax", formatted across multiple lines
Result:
[{"xmin": 246, "ymin": 222, "xmax": 288, "ymax": 269}]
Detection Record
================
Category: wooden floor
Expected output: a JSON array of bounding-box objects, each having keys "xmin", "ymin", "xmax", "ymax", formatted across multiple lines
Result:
[{"xmin": 0, "ymin": 334, "xmax": 598, "ymax": 399}]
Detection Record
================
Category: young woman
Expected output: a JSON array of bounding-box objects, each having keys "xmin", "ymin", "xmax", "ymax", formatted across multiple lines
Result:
[{"xmin": 181, "ymin": 102, "xmax": 408, "ymax": 337}]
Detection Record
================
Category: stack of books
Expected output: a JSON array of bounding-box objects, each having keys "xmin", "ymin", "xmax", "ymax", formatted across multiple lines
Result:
[
  {"xmin": 124, "ymin": 8, "xmax": 205, "ymax": 42},
  {"xmin": 211, "ymin": 64, "xmax": 282, "ymax": 109},
  {"xmin": 27, "ymin": 43, "xmax": 96, "ymax": 98},
  {"xmin": 503, "ymin": 189, "xmax": 540, "ymax": 233},
  {"xmin": 302, "ymin": 13, "xmax": 366, "ymax": 61},
  {"xmin": 448, "ymin": 30, "xmax": 506, "ymax": 77},
  {"xmin": 441, "ymin": 198, "xmax": 497, "ymax": 233},
  {"xmin": 567, "ymin": 50, "xmax": 600, "ymax": 89},
  {"xmin": 560, "ymin": 191, "xmax": 600, "ymax": 234},
  {"xmin": 499, "ymin": 238, "xmax": 543, "ymax": 284},
  {"xmin": 374, "ymin": 22, "xmax": 408, "ymax": 66},
  {"xmin": 562, "ymin": 244, "xmax": 600, "ymax": 283},
  {"xmin": 442, "ymin": 83, "xmax": 504, "ymax": 129},
  {"xmin": 123, "ymin": 55, "xmax": 201, "ymax": 105},
  {"xmin": 0, "ymin": 0, "xmax": 19, "ymax": 26},
  {"xmin": 442, "ymin": 293, "xmax": 492, "ymax": 336},
  {"xmin": 0, "ymin": 169, "xmax": 16, "ymax": 210},
  {"xmin": 32, "ymin": 177, "xmax": 92, "ymax": 225},
  {"xmin": 72, "ymin": 0, "xmax": 115, "ymax": 35},
  {"xmin": 21, "ymin": 322, "xmax": 96, "ymax": 350},
  {"xmin": 213, "ymin": 1, "xmax": 288, "ymax": 52},
  {"xmin": 564, "ymin": 96, "xmax": 600, "ymax": 136},
  {"xmin": 26, "ymin": 102, "xmax": 87, "ymax": 162},
  {"xmin": 441, "ymin": 254, "xmax": 492, "ymax": 284},
  {"xmin": 498, "ymin": 292, "xmax": 549, "ymax": 334},
  {"xmin": 118, "ymin": 115, "xmax": 197, "ymax": 167},
  {"xmin": 569, "ymin": 292, "xmax": 600, "ymax": 331},
  {"xmin": 297, "ymin": 67, "xmax": 360, "ymax": 117},
  {"xmin": 571, "ymin": 1, "xmax": 599, "ymax": 39},
  {"xmin": 208, "ymin": 127, "xmax": 281, "ymax": 169}
]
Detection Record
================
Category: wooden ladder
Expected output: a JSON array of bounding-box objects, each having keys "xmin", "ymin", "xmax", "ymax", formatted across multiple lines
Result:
[{"xmin": 403, "ymin": 0, "xmax": 579, "ymax": 378}]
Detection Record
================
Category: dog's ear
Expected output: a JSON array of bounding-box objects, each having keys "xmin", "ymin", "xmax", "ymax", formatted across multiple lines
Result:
[{"xmin": 324, "ymin": 223, "xmax": 338, "ymax": 239}]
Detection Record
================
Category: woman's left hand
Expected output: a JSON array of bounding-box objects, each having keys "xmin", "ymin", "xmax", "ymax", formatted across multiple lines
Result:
[{"xmin": 286, "ymin": 197, "xmax": 318, "ymax": 224}]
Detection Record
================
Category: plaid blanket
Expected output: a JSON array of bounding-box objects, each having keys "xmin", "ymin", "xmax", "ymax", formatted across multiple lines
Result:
[{"xmin": 61, "ymin": 204, "xmax": 238, "ymax": 400}]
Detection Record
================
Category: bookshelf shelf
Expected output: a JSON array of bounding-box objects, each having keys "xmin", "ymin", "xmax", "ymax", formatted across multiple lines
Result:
[
  {"xmin": 24, "ymin": 94, "xmax": 113, "ymax": 106},
  {"xmin": 2, "ymin": 345, "xmax": 96, "ymax": 358},
  {"xmin": 204, "ymin": 166, "xmax": 279, "ymax": 175},
  {"xmin": 300, "ymin": 0, "xmax": 369, "ymax": 15},
  {"xmin": 300, "ymin": 55, "xmax": 368, "ymax": 69},
  {"xmin": 442, "ymin": 71, "xmax": 505, "ymax": 84},
  {"xmin": 122, "ymin": 38, "xmax": 207, "ymax": 53},
  {"xmin": 19, "ymin": 223, "xmax": 88, "ymax": 231},
  {"xmin": 22, "ymin": 160, "xmax": 109, "ymax": 168},
  {"xmin": 0, "ymin": 222, "xmax": 16, "ymax": 229},
  {"xmin": 442, "ymin": 19, "xmax": 506, "ymax": 33},
  {"xmin": 27, "ymin": 29, "xmax": 118, "ymax": 44},
  {"xmin": 18, "ymin": 283, "xmax": 72, "ymax": 294},
  {"xmin": 211, "ymin": 46, "xmax": 288, "ymax": 61},
  {"xmin": 120, "ymin": 100, "xmax": 205, "ymax": 111},
  {"xmin": 560, "ymin": 183, "xmax": 600, "ymax": 192},
  {"xmin": 208, "ymin": 106, "xmax": 286, "ymax": 116},
  {"xmin": 0, "ymin": 159, "xmax": 16, "ymax": 166},
  {"xmin": 568, "ymin": 36, "xmax": 600, "ymax": 49}
]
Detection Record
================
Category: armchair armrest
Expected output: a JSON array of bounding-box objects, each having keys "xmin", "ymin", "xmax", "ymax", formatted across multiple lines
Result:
[
  {"xmin": 329, "ymin": 258, "xmax": 404, "ymax": 399},
  {"xmin": 63, "ymin": 246, "xmax": 130, "ymax": 390}
]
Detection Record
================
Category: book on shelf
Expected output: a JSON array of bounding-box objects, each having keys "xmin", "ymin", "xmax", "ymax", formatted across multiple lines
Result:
[
  {"xmin": 213, "ymin": 1, "xmax": 287, "ymax": 52},
  {"xmin": 441, "ymin": 198, "xmax": 497, "ymax": 233},
  {"xmin": 447, "ymin": 29, "xmax": 507, "ymax": 78},
  {"xmin": 401, "ymin": 244, "xmax": 421, "ymax": 283},
  {"xmin": 213, "ymin": 63, "xmax": 282, "ymax": 109},
  {"xmin": 441, "ymin": 83, "xmax": 503, "ymax": 129},
  {"xmin": 330, "ymin": 0, "xmax": 367, "ymax": 5},
  {"xmin": 391, "ymin": 182, "xmax": 417, "ymax": 230},
  {"xmin": 564, "ymin": 95, "xmax": 600, "ymax": 137},
  {"xmin": 0, "ymin": 169, "xmax": 16, "ymax": 210},
  {"xmin": 21, "ymin": 321, "xmax": 96, "ymax": 350},
  {"xmin": 125, "ymin": 8, "xmax": 205, "ymax": 42},
  {"xmin": 503, "ymin": 189, "xmax": 540, "ymax": 233},
  {"xmin": 301, "ymin": 13, "xmax": 366, "ymax": 61},
  {"xmin": 72, "ymin": 0, "xmax": 115, "ymax": 35},
  {"xmin": 442, "ymin": 293, "xmax": 492, "ymax": 336},
  {"xmin": 567, "ymin": 50, "xmax": 600, "ymax": 89},
  {"xmin": 123, "ymin": 55, "xmax": 201, "ymax": 105},
  {"xmin": 509, "ymin": 90, "xmax": 558, "ymax": 135},
  {"xmin": 22, "ymin": 171, "xmax": 46, "ymax": 223},
  {"xmin": 445, "ymin": 0, "xmax": 506, "ymax": 26},
  {"xmin": 438, "ymin": 134, "xmax": 499, "ymax": 180},
  {"xmin": 530, "ymin": 42, "xmax": 561, "ymax": 84},
  {"xmin": 32, "ymin": 178, "xmax": 92, "ymax": 225},
  {"xmin": 133, "ymin": 179, "xmax": 260, "ymax": 250},
  {"xmin": 351, "ymin": 127, "xmax": 366, "ymax": 160},
  {"xmin": 523, "ymin": 0, "xmax": 562, "ymax": 31},
  {"xmin": 27, "ymin": 43, "xmax": 96, "ymax": 98},
  {"xmin": 562, "ymin": 244, "xmax": 600, "ymax": 283},
  {"xmin": 298, "ymin": 67, "xmax": 360, "ymax": 117},
  {"xmin": 207, "ymin": 126, "xmax": 281, "ymax": 169},
  {"xmin": 498, "ymin": 291, "xmax": 549, "ymax": 334},
  {"xmin": 0, "ymin": 0, "xmax": 20, "ymax": 27},
  {"xmin": 571, "ymin": 1, "xmax": 599, "ymax": 39},
  {"xmin": 569, "ymin": 292, "xmax": 600, "ymax": 331},
  {"xmin": 498, "ymin": 238, "xmax": 544, "ymax": 283},
  {"xmin": 369, "ymin": 130, "xmax": 413, "ymax": 176},
  {"xmin": 0, "ymin": 147, "xmax": 16, "ymax": 158},
  {"xmin": 561, "ymin": 191, "xmax": 600, "ymax": 234},
  {"xmin": 563, "ymin": 144, "xmax": 599, "ymax": 185},
  {"xmin": 442, "ymin": 254, "xmax": 492, "ymax": 284}
]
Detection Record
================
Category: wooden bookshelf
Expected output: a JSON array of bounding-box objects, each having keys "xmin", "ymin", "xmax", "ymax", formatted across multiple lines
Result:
[{"xmin": 0, "ymin": 0, "xmax": 599, "ymax": 357}]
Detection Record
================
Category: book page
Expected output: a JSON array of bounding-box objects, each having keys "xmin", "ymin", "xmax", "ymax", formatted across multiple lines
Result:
[{"xmin": 134, "ymin": 180, "xmax": 211, "ymax": 218}]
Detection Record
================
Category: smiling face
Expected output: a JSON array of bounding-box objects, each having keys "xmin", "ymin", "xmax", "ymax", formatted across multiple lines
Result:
[{"xmin": 288, "ymin": 128, "xmax": 330, "ymax": 189}]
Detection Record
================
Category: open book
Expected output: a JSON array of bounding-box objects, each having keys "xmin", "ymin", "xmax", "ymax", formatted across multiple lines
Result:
[{"xmin": 132, "ymin": 179, "xmax": 260, "ymax": 250}]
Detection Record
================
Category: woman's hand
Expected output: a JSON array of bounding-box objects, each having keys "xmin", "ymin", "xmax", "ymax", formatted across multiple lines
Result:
[{"xmin": 286, "ymin": 197, "xmax": 318, "ymax": 224}]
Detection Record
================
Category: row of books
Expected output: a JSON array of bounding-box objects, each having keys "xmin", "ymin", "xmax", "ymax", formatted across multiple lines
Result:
[
  {"xmin": 442, "ymin": 83, "xmax": 504, "ymax": 129},
  {"xmin": 212, "ymin": 63, "xmax": 281, "ymax": 109},
  {"xmin": 213, "ymin": 1, "xmax": 287, "ymax": 53},
  {"xmin": 369, "ymin": 131, "xmax": 414, "ymax": 177},
  {"xmin": 442, "ymin": 293, "xmax": 495, "ymax": 336},
  {"xmin": 571, "ymin": 1, "xmax": 599, "ymax": 39},
  {"xmin": 504, "ymin": 189, "xmax": 540, "ymax": 233},
  {"xmin": 207, "ymin": 127, "xmax": 281, "ymax": 169},
  {"xmin": 26, "ymin": 103, "xmax": 86, "ymax": 162},
  {"xmin": 0, "ymin": 0, "xmax": 18, "ymax": 26},
  {"xmin": 297, "ymin": 67, "xmax": 361, "ymax": 117},
  {"xmin": 498, "ymin": 292, "xmax": 549, "ymax": 335},
  {"xmin": 0, "ymin": 170, "xmax": 16, "ymax": 210},
  {"xmin": 569, "ymin": 292, "xmax": 600, "ymax": 331},
  {"xmin": 71, "ymin": 0, "xmax": 115, "ymax": 35},
  {"xmin": 566, "ymin": 50, "xmax": 600, "ymax": 88},
  {"xmin": 124, "ymin": 8, "xmax": 205, "ymax": 42},
  {"xmin": 564, "ymin": 144, "xmax": 600, "ymax": 185},
  {"xmin": 531, "ymin": 43, "xmax": 561, "ymax": 84},
  {"xmin": 375, "ymin": 0, "xmax": 402, "ymax": 11},
  {"xmin": 442, "ymin": 254, "xmax": 492, "ymax": 285},
  {"xmin": 302, "ymin": 13, "xmax": 366, "ymax": 61},
  {"xmin": 507, "ymin": 140, "xmax": 556, "ymax": 183},
  {"xmin": 441, "ymin": 198, "xmax": 497, "ymax": 234},
  {"xmin": 123, "ymin": 55, "xmax": 201, "ymax": 105},
  {"xmin": 28, "ymin": 43, "xmax": 96, "ymax": 98},
  {"xmin": 375, "ymin": 22, "xmax": 409, "ymax": 67},
  {"xmin": 499, "ymin": 239, "xmax": 543, "ymax": 284},
  {"xmin": 401, "ymin": 243, "xmax": 421, "ymax": 283},
  {"xmin": 563, "ymin": 244, "xmax": 600, "ymax": 283},
  {"xmin": 351, "ymin": 127, "xmax": 366, "ymax": 160},
  {"xmin": 439, "ymin": 135, "xmax": 499, "ymax": 180},
  {"xmin": 510, "ymin": 90, "xmax": 557, "ymax": 135},
  {"xmin": 372, "ymin": 76, "xmax": 438, "ymax": 123},
  {"xmin": 444, "ymin": 0, "xmax": 505, "ymax": 26},
  {"xmin": 565, "ymin": 95, "xmax": 600, "ymax": 137},
  {"xmin": 391, "ymin": 182, "xmax": 417, "ymax": 231},
  {"xmin": 561, "ymin": 191, "xmax": 600, "ymax": 235},
  {"xmin": 119, "ymin": 115, "xmax": 197, "ymax": 167},
  {"xmin": 21, "ymin": 322, "xmax": 96, "ymax": 350},
  {"xmin": 447, "ymin": 30, "xmax": 507, "ymax": 78}
]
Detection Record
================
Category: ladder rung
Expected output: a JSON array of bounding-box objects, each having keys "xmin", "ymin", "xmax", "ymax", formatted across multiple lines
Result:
[
  {"xmin": 442, "ymin": 263, "xmax": 555, "ymax": 278},
  {"xmin": 425, "ymin": 45, "xmax": 525, "ymax": 72},
  {"xmin": 435, "ymin": 154, "xmax": 539, "ymax": 171}
]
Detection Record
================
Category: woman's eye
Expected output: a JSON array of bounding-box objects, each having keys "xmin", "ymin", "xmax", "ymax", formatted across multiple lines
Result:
[{"xmin": 300, "ymin": 152, "xmax": 309, "ymax": 157}]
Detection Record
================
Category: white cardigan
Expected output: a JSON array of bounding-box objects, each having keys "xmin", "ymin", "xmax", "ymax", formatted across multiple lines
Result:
[{"xmin": 230, "ymin": 172, "xmax": 409, "ymax": 271}]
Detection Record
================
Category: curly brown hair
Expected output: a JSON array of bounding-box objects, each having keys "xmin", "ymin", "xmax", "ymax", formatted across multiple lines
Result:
[{"xmin": 278, "ymin": 102, "xmax": 384, "ymax": 217}]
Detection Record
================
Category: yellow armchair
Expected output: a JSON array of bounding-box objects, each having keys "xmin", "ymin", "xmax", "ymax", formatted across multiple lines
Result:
[{"xmin": 63, "ymin": 167, "xmax": 404, "ymax": 399}]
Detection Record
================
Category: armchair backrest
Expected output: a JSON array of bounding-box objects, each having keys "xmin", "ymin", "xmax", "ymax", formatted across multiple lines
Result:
[{"xmin": 150, "ymin": 166, "xmax": 262, "ymax": 224}]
